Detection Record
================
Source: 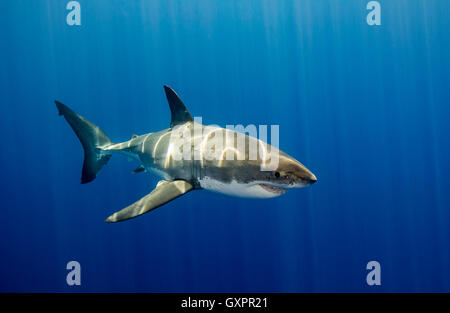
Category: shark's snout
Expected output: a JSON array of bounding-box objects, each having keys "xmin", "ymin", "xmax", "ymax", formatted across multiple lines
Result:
[
  {"xmin": 302, "ymin": 173, "xmax": 317, "ymax": 185},
  {"xmin": 273, "ymin": 154, "xmax": 317, "ymax": 188},
  {"xmin": 294, "ymin": 168, "xmax": 317, "ymax": 187}
]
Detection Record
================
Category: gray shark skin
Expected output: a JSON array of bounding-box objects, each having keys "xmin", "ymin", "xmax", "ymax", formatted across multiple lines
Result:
[{"xmin": 56, "ymin": 85, "xmax": 317, "ymax": 222}]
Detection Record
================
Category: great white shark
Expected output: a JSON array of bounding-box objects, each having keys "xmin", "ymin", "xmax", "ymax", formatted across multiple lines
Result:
[{"xmin": 56, "ymin": 85, "xmax": 317, "ymax": 222}]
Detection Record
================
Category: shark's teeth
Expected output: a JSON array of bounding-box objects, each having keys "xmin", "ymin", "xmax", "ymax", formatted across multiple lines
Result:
[{"xmin": 258, "ymin": 184, "xmax": 287, "ymax": 195}]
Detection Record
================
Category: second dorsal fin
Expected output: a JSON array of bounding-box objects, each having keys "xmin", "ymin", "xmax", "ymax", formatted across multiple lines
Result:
[{"xmin": 163, "ymin": 85, "xmax": 193, "ymax": 128}]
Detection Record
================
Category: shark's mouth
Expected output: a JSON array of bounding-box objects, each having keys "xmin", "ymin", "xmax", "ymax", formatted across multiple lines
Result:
[{"xmin": 258, "ymin": 184, "xmax": 287, "ymax": 195}]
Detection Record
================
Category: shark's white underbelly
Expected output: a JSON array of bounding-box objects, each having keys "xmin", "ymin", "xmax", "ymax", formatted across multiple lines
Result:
[{"xmin": 198, "ymin": 176, "xmax": 279, "ymax": 198}]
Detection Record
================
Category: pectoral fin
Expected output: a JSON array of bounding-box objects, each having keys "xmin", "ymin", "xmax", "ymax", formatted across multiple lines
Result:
[{"xmin": 105, "ymin": 180, "xmax": 194, "ymax": 223}]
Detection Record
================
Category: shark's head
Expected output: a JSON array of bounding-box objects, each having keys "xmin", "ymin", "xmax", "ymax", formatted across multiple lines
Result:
[{"xmin": 255, "ymin": 152, "xmax": 317, "ymax": 197}]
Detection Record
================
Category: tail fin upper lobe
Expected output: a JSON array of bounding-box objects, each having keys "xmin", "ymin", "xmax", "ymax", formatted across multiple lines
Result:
[{"xmin": 55, "ymin": 100, "xmax": 112, "ymax": 184}]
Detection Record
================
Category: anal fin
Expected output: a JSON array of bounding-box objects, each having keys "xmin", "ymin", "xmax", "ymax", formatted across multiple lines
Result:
[
  {"xmin": 132, "ymin": 165, "xmax": 146, "ymax": 174},
  {"xmin": 105, "ymin": 180, "xmax": 194, "ymax": 222}
]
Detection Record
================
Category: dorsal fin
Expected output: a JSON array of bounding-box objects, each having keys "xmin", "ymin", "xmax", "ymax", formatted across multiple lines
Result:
[{"xmin": 163, "ymin": 85, "xmax": 193, "ymax": 128}]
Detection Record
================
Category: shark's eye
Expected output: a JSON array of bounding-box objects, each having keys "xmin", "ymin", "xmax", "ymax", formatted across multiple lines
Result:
[{"xmin": 274, "ymin": 171, "xmax": 280, "ymax": 178}]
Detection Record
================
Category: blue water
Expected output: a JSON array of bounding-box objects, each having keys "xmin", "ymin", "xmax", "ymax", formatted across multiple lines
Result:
[{"xmin": 0, "ymin": 0, "xmax": 449, "ymax": 292}]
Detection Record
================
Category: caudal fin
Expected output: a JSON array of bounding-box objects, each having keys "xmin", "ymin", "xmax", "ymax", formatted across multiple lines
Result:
[{"xmin": 55, "ymin": 100, "xmax": 112, "ymax": 184}]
